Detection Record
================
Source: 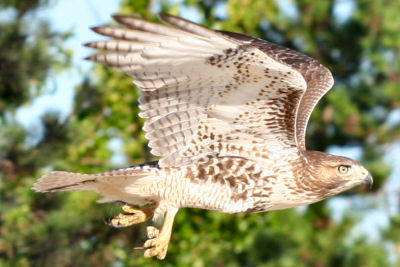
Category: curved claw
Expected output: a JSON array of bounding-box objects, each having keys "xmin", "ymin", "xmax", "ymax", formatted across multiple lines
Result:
[
  {"xmin": 144, "ymin": 235, "xmax": 169, "ymax": 259},
  {"xmin": 142, "ymin": 208, "xmax": 178, "ymax": 260}
]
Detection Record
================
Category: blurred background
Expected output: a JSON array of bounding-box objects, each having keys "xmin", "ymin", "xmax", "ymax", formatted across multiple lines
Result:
[{"xmin": 1, "ymin": 0, "xmax": 400, "ymax": 266}]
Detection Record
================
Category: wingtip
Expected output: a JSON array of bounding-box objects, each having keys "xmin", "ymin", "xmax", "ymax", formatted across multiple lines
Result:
[
  {"xmin": 157, "ymin": 13, "xmax": 214, "ymax": 37},
  {"xmin": 112, "ymin": 14, "xmax": 129, "ymax": 23},
  {"xmin": 83, "ymin": 41, "xmax": 94, "ymax": 48},
  {"xmin": 84, "ymin": 55, "xmax": 95, "ymax": 61},
  {"xmin": 111, "ymin": 13, "xmax": 122, "ymax": 19},
  {"xmin": 158, "ymin": 13, "xmax": 169, "ymax": 20},
  {"xmin": 90, "ymin": 26, "xmax": 104, "ymax": 34},
  {"xmin": 159, "ymin": 13, "xmax": 179, "ymax": 23}
]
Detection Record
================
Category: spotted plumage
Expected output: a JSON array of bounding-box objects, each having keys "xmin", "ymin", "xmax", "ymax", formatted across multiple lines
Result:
[{"xmin": 33, "ymin": 14, "xmax": 373, "ymax": 260}]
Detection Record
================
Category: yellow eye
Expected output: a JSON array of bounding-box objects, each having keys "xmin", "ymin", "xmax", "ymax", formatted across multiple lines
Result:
[{"xmin": 338, "ymin": 165, "xmax": 350, "ymax": 174}]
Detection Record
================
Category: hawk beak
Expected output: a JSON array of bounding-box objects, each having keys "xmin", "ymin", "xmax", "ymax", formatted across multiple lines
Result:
[{"xmin": 361, "ymin": 167, "xmax": 373, "ymax": 189}]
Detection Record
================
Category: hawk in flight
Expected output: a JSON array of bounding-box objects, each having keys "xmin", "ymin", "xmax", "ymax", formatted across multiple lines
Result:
[{"xmin": 33, "ymin": 14, "xmax": 373, "ymax": 259}]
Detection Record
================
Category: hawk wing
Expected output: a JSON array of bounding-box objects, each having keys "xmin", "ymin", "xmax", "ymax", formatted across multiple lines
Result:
[
  {"xmin": 218, "ymin": 31, "xmax": 334, "ymax": 150},
  {"xmin": 85, "ymin": 14, "xmax": 333, "ymax": 167}
]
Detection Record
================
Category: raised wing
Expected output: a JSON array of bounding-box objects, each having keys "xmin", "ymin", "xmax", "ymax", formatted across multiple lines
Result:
[
  {"xmin": 85, "ymin": 14, "xmax": 326, "ymax": 167},
  {"xmin": 217, "ymin": 31, "xmax": 334, "ymax": 150}
]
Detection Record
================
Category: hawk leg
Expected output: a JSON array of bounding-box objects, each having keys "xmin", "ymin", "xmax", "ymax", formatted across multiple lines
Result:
[
  {"xmin": 143, "ymin": 208, "xmax": 178, "ymax": 260},
  {"xmin": 110, "ymin": 203, "xmax": 156, "ymax": 228}
]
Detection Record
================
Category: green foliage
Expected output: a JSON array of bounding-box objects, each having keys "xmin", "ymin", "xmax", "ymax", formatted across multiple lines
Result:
[
  {"xmin": 1, "ymin": 0, "xmax": 399, "ymax": 266},
  {"xmin": 0, "ymin": 3, "xmax": 71, "ymax": 116}
]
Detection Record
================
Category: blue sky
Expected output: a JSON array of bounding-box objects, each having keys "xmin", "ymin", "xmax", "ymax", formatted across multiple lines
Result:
[
  {"xmin": 16, "ymin": 0, "xmax": 120, "ymax": 130},
  {"xmin": 12, "ymin": 0, "xmax": 400, "ymax": 249}
]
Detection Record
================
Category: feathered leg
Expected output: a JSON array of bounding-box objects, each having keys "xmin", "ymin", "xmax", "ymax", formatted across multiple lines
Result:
[
  {"xmin": 110, "ymin": 203, "xmax": 156, "ymax": 228},
  {"xmin": 143, "ymin": 208, "xmax": 178, "ymax": 259}
]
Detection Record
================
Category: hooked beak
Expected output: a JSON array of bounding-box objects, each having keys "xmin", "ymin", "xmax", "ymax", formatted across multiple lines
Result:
[{"xmin": 361, "ymin": 167, "xmax": 373, "ymax": 189}]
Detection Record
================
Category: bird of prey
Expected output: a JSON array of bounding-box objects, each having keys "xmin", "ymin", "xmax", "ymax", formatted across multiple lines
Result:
[{"xmin": 33, "ymin": 14, "xmax": 373, "ymax": 260}]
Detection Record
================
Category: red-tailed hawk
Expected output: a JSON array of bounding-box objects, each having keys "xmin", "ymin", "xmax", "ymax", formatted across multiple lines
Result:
[{"xmin": 33, "ymin": 14, "xmax": 373, "ymax": 260}]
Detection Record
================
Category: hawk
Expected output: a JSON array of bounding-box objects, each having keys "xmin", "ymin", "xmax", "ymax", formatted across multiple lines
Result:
[{"xmin": 33, "ymin": 14, "xmax": 373, "ymax": 259}]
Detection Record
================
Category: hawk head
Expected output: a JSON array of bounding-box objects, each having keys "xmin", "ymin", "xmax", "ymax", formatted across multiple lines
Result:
[{"xmin": 304, "ymin": 151, "xmax": 373, "ymax": 198}]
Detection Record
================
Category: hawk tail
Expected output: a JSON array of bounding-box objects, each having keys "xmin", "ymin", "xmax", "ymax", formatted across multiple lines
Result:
[
  {"xmin": 32, "ymin": 171, "xmax": 105, "ymax": 192},
  {"xmin": 32, "ymin": 165, "xmax": 162, "ymax": 204}
]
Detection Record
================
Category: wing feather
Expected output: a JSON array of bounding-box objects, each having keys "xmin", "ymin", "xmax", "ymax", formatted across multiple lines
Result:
[
  {"xmin": 86, "ymin": 15, "xmax": 330, "ymax": 167},
  {"xmin": 218, "ymin": 31, "xmax": 334, "ymax": 150}
]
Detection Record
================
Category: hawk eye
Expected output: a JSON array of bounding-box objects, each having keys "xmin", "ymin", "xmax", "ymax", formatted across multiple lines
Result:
[{"xmin": 338, "ymin": 165, "xmax": 350, "ymax": 174}]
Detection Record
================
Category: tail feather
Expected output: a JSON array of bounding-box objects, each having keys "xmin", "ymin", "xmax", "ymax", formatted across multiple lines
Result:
[
  {"xmin": 33, "ymin": 171, "xmax": 99, "ymax": 192},
  {"xmin": 32, "ymin": 167, "xmax": 162, "ymax": 205}
]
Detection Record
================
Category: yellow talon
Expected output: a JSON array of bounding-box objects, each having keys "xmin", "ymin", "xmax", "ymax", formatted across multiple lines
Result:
[
  {"xmin": 143, "ymin": 208, "xmax": 178, "ymax": 260},
  {"xmin": 110, "ymin": 203, "xmax": 156, "ymax": 228}
]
